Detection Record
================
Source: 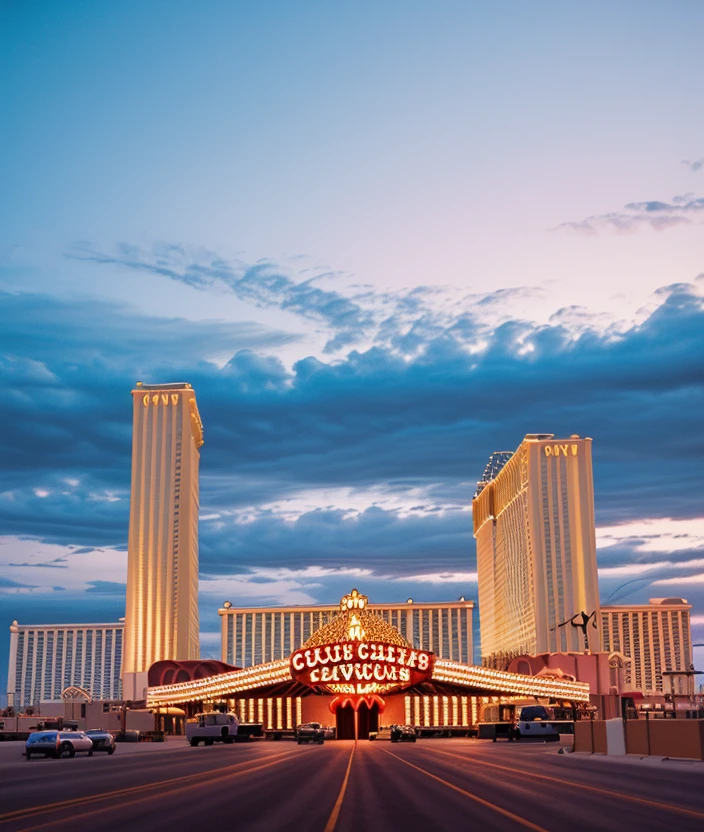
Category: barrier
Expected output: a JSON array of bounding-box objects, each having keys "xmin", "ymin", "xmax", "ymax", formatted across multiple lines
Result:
[{"xmin": 576, "ymin": 718, "xmax": 704, "ymax": 759}]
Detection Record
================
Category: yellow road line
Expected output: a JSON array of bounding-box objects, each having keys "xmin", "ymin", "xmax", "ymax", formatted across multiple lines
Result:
[
  {"xmin": 374, "ymin": 746, "xmax": 548, "ymax": 832},
  {"xmin": 323, "ymin": 743, "xmax": 356, "ymax": 832},
  {"xmin": 0, "ymin": 748, "xmax": 294, "ymax": 825},
  {"xmin": 417, "ymin": 744, "xmax": 704, "ymax": 822}
]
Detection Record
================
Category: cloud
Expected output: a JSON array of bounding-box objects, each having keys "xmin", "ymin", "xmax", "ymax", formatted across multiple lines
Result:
[
  {"xmin": 0, "ymin": 576, "xmax": 38, "ymax": 592},
  {"xmin": 70, "ymin": 242, "xmax": 564, "ymax": 355},
  {"xmin": 555, "ymin": 194, "xmax": 704, "ymax": 234},
  {"xmin": 85, "ymin": 580, "xmax": 127, "ymax": 595},
  {"xmin": 682, "ymin": 158, "xmax": 704, "ymax": 172},
  {"xmin": 0, "ymin": 277, "xmax": 703, "ymax": 605},
  {"xmin": 70, "ymin": 243, "xmax": 376, "ymax": 354},
  {"xmin": 597, "ymin": 518, "xmax": 704, "ymax": 555}
]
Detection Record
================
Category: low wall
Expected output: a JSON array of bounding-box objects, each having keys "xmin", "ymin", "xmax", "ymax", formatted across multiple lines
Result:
[
  {"xmin": 643, "ymin": 719, "xmax": 704, "ymax": 759},
  {"xmin": 577, "ymin": 719, "xmax": 704, "ymax": 759},
  {"xmin": 573, "ymin": 719, "xmax": 609, "ymax": 753}
]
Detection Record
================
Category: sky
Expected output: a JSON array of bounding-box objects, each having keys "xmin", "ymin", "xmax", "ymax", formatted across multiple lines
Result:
[{"xmin": 1, "ymin": 1, "xmax": 704, "ymax": 700}]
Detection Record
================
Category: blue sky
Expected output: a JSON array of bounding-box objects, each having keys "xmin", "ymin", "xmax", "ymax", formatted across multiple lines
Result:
[{"xmin": 2, "ymin": 2, "xmax": 704, "ymax": 698}]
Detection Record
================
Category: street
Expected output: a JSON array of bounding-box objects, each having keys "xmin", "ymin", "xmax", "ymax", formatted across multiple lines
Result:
[{"xmin": 1, "ymin": 738, "xmax": 703, "ymax": 831}]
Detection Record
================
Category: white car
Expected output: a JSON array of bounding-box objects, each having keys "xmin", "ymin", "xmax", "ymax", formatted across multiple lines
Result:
[
  {"xmin": 56, "ymin": 731, "xmax": 95, "ymax": 758},
  {"xmin": 186, "ymin": 712, "xmax": 239, "ymax": 746}
]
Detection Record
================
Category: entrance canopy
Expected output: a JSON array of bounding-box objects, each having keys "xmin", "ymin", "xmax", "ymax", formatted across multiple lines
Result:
[{"xmin": 147, "ymin": 590, "xmax": 590, "ymax": 707}]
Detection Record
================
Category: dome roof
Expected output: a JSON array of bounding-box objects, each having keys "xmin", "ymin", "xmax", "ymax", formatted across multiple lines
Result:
[{"xmin": 303, "ymin": 589, "xmax": 412, "ymax": 648}]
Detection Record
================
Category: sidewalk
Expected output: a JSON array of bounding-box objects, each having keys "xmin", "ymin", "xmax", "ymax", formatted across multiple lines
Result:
[{"xmin": 560, "ymin": 747, "xmax": 704, "ymax": 771}]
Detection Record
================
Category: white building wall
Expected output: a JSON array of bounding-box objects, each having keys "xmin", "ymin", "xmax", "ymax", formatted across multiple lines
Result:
[
  {"xmin": 219, "ymin": 601, "xmax": 474, "ymax": 668},
  {"xmin": 602, "ymin": 599, "xmax": 692, "ymax": 694},
  {"xmin": 6, "ymin": 621, "xmax": 124, "ymax": 708}
]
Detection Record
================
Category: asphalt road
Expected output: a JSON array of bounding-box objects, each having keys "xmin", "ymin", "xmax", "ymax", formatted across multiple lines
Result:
[{"xmin": 1, "ymin": 737, "xmax": 704, "ymax": 832}]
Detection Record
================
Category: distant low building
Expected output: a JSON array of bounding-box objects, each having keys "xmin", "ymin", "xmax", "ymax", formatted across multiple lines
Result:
[
  {"xmin": 219, "ymin": 598, "xmax": 475, "ymax": 667},
  {"xmin": 601, "ymin": 598, "xmax": 692, "ymax": 695},
  {"xmin": 7, "ymin": 619, "xmax": 124, "ymax": 708}
]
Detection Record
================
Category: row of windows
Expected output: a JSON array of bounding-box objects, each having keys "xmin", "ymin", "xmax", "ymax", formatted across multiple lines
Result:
[
  {"xmin": 224, "ymin": 607, "xmax": 473, "ymax": 667},
  {"xmin": 12, "ymin": 629, "xmax": 123, "ymax": 706},
  {"xmin": 602, "ymin": 610, "xmax": 691, "ymax": 692}
]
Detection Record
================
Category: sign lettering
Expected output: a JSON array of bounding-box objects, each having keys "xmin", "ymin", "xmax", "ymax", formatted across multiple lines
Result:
[
  {"xmin": 544, "ymin": 444, "xmax": 579, "ymax": 457},
  {"xmin": 290, "ymin": 641, "xmax": 434, "ymax": 695}
]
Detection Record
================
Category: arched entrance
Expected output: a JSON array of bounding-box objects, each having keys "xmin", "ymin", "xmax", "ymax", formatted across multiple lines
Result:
[
  {"xmin": 356, "ymin": 701, "xmax": 379, "ymax": 740},
  {"xmin": 336, "ymin": 704, "xmax": 355, "ymax": 740}
]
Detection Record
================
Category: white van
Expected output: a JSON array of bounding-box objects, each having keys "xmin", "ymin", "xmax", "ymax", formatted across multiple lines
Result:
[
  {"xmin": 186, "ymin": 712, "xmax": 239, "ymax": 746},
  {"xmin": 514, "ymin": 705, "xmax": 559, "ymax": 740}
]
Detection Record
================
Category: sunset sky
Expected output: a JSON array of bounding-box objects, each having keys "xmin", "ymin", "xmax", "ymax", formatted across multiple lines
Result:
[{"xmin": 2, "ymin": 1, "xmax": 703, "ymax": 696}]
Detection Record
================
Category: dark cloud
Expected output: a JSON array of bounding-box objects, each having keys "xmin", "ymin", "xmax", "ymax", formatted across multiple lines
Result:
[
  {"xmin": 85, "ymin": 581, "xmax": 127, "ymax": 595},
  {"xmin": 682, "ymin": 158, "xmax": 704, "ymax": 172},
  {"xmin": 0, "ymin": 577, "xmax": 37, "ymax": 589},
  {"xmin": 555, "ymin": 194, "xmax": 704, "ymax": 234},
  {"xmin": 0, "ymin": 281, "xmax": 702, "ymax": 586}
]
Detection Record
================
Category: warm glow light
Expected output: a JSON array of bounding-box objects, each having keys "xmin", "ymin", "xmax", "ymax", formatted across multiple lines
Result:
[{"xmin": 147, "ymin": 591, "xmax": 590, "ymax": 707}]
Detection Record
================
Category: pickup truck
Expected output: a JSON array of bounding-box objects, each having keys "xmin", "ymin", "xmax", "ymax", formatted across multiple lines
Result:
[
  {"xmin": 186, "ymin": 712, "xmax": 239, "ymax": 746},
  {"xmin": 296, "ymin": 722, "xmax": 325, "ymax": 745}
]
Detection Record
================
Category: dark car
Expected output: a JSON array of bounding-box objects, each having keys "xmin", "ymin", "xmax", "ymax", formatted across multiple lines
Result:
[
  {"xmin": 25, "ymin": 730, "xmax": 60, "ymax": 759},
  {"xmin": 390, "ymin": 725, "xmax": 417, "ymax": 743},
  {"xmin": 85, "ymin": 729, "xmax": 116, "ymax": 754},
  {"xmin": 296, "ymin": 722, "xmax": 325, "ymax": 744}
]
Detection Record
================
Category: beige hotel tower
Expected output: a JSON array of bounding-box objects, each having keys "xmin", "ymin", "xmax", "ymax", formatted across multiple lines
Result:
[
  {"xmin": 473, "ymin": 434, "xmax": 600, "ymax": 668},
  {"xmin": 122, "ymin": 383, "xmax": 204, "ymax": 700}
]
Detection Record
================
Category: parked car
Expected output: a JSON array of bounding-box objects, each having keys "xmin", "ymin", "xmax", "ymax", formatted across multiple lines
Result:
[
  {"xmin": 25, "ymin": 730, "xmax": 94, "ymax": 759},
  {"xmin": 186, "ymin": 712, "xmax": 239, "ymax": 746},
  {"xmin": 296, "ymin": 722, "xmax": 325, "ymax": 744},
  {"xmin": 390, "ymin": 725, "xmax": 417, "ymax": 743},
  {"xmin": 25, "ymin": 730, "xmax": 60, "ymax": 759},
  {"xmin": 85, "ymin": 729, "xmax": 117, "ymax": 754},
  {"xmin": 56, "ymin": 731, "xmax": 94, "ymax": 758}
]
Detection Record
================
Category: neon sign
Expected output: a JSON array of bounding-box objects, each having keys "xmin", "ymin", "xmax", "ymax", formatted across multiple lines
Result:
[{"xmin": 290, "ymin": 641, "xmax": 435, "ymax": 695}]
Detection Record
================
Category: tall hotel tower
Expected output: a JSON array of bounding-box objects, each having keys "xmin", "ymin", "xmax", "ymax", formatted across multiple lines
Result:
[
  {"xmin": 122, "ymin": 383, "xmax": 204, "ymax": 700},
  {"xmin": 473, "ymin": 434, "xmax": 600, "ymax": 668}
]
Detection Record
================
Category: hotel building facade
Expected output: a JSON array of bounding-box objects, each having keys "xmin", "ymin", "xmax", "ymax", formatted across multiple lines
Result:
[
  {"xmin": 7, "ymin": 620, "xmax": 123, "ymax": 708},
  {"xmin": 473, "ymin": 434, "xmax": 601, "ymax": 668},
  {"xmin": 122, "ymin": 382, "xmax": 204, "ymax": 701},
  {"xmin": 601, "ymin": 598, "xmax": 693, "ymax": 695},
  {"xmin": 219, "ymin": 599, "xmax": 475, "ymax": 668},
  {"xmin": 147, "ymin": 589, "xmax": 588, "ymax": 740}
]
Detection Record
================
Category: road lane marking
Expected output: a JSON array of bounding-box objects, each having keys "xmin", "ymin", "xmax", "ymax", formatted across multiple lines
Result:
[
  {"xmin": 374, "ymin": 746, "xmax": 548, "ymax": 832},
  {"xmin": 414, "ymin": 745, "xmax": 704, "ymax": 822},
  {"xmin": 323, "ymin": 743, "xmax": 356, "ymax": 832},
  {"xmin": 12, "ymin": 750, "xmax": 307, "ymax": 832},
  {"xmin": 9, "ymin": 750, "xmax": 306, "ymax": 831},
  {"xmin": 0, "ymin": 747, "xmax": 296, "ymax": 825}
]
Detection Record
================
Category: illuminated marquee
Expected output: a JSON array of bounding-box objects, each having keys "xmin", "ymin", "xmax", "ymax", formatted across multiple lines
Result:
[
  {"xmin": 146, "ymin": 589, "xmax": 591, "ymax": 706},
  {"xmin": 290, "ymin": 641, "xmax": 435, "ymax": 695}
]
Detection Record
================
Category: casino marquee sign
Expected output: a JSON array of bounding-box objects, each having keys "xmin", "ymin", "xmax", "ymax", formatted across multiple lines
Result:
[
  {"xmin": 290, "ymin": 589, "xmax": 435, "ymax": 696},
  {"xmin": 291, "ymin": 641, "xmax": 435, "ymax": 695},
  {"xmin": 146, "ymin": 588, "xmax": 592, "ymax": 707}
]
